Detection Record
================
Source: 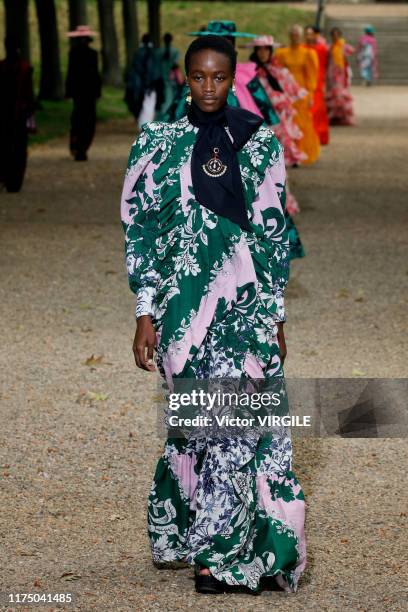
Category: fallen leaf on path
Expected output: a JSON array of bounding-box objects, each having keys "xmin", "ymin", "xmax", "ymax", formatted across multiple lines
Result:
[
  {"xmin": 84, "ymin": 354, "xmax": 104, "ymax": 366},
  {"xmin": 60, "ymin": 572, "xmax": 82, "ymax": 581},
  {"xmin": 351, "ymin": 368, "xmax": 367, "ymax": 377},
  {"xmin": 87, "ymin": 391, "xmax": 109, "ymax": 401},
  {"xmin": 77, "ymin": 390, "xmax": 109, "ymax": 404},
  {"xmin": 336, "ymin": 288, "xmax": 350, "ymax": 299}
]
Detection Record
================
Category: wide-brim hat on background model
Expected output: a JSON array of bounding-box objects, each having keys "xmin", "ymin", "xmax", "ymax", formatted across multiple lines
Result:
[
  {"xmin": 67, "ymin": 25, "xmax": 98, "ymax": 38},
  {"xmin": 241, "ymin": 35, "xmax": 276, "ymax": 48},
  {"xmin": 188, "ymin": 20, "xmax": 257, "ymax": 39}
]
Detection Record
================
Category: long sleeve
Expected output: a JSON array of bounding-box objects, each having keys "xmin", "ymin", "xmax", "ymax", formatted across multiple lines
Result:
[
  {"xmin": 264, "ymin": 148, "xmax": 290, "ymax": 321},
  {"xmin": 304, "ymin": 48, "xmax": 319, "ymax": 94},
  {"xmin": 253, "ymin": 140, "xmax": 290, "ymax": 322},
  {"xmin": 120, "ymin": 126, "xmax": 163, "ymax": 319}
]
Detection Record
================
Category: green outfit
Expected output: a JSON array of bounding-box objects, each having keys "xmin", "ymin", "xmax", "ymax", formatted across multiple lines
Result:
[{"xmin": 120, "ymin": 116, "xmax": 307, "ymax": 592}]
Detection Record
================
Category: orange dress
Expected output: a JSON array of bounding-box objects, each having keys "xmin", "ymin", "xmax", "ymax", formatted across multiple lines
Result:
[
  {"xmin": 305, "ymin": 41, "xmax": 330, "ymax": 145},
  {"xmin": 275, "ymin": 45, "xmax": 320, "ymax": 164}
]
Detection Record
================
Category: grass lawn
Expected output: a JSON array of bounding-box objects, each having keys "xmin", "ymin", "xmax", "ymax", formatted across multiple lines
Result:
[
  {"xmin": 30, "ymin": 87, "xmax": 129, "ymax": 146},
  {"xmin": 0, "ymin": 1, "xmax": 313, "ymax": 145}
]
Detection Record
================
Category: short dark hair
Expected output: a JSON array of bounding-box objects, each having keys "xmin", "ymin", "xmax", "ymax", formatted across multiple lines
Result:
[
  {"xmin": 305, "ymin": 25, "xmax": 320, "ymax": 34},
  {"xmin": 249, "ymin": 47, "xmax": 273, "ymax": 64},
  {"xmin": 184, "ymin": 35, "xmax": 237, "ymax": 75},
  {"xmin": 330, "ymin": 27, "xmax": 342, "ymax": 36}
]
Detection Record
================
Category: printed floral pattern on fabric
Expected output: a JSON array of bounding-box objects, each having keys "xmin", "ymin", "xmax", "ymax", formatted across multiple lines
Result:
[
  {"xmin": 326, "ymin": 40, "xmax": 355, "ymax": 126},
  {"xmin": 258, "ymin": 60, "xmax": 308, "ymax": 167},
  {"xmin": 121, "ymin": 116, "xmax": 306, "ymax": 593}
]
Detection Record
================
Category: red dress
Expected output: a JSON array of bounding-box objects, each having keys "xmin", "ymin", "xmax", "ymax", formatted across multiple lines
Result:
[{"xmin": 305, "ymin": 41, "xmax": 330, "ymax": 145}]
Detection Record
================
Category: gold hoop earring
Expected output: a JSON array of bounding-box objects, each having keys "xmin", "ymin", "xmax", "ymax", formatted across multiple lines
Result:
[
  {"xmin": 186, "ymin": 85, "xmax": 192, "ymax": 104},
  {"xmin": 232, "ymin": 80, "xmax": 237, "ymax": 94}
]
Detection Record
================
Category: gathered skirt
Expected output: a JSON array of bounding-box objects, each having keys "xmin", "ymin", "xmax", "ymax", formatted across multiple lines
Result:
[{"xmin": 148, "ymin": 322, "xmax": 307, "ymax": 593}]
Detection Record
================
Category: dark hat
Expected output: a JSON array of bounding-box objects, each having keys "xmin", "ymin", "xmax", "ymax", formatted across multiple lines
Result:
[{"xmin": 188, "ymin": 20, "xmax": 256, "ymax": 39}]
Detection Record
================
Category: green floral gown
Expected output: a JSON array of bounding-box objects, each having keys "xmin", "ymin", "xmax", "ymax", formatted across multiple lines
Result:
[{"xmin": 121, "ymin": 116, "xmax": 306, "ymax": 592}]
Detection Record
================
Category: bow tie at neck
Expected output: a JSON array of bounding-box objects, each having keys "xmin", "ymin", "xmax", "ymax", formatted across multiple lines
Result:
[{"xmin": 187, "ymin": 100, "xmax": 263, "ymax": 231}]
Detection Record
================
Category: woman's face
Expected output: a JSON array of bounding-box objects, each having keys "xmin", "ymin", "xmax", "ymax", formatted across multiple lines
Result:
[
  {"xmin": 289, "ymin": 27, "xmax": 302, "ymax": 46},
  {"xmin": 256, "ymin": 46, "xmax": 272, "ymax": 64},
  {"xmin": 331, "ymin": 29, "xmax": 341, "ymax": 42},
  {"xmin": 187, "ymin": 49, "xmax": 233, "ymax": 112},
  {"xmin": 304, "ymin": 27, "xmax": 316, "ymax": 46}
]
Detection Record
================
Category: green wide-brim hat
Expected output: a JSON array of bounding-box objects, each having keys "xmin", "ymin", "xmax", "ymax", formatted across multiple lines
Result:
[{"xmin": 188, "ymin": 20, "xmax": 257, "ymax": 39}]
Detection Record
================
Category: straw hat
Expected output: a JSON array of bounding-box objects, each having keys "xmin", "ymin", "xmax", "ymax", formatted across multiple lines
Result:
[{"xmin": 67, "ymin": 25, "xmax": 97, "ymax": 38}]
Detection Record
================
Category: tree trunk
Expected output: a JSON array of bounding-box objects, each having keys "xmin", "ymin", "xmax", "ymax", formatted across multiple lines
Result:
[
  {"xmin": 68, "ymin": 0, "xmax": 88, "ymax": 30},
  {"xmin": 148, "ymin": 0, "xmax": 161, "ymax": 47},
  {"xmin": 4, "ymin": 0, "xmax": 30, "ymax": 62},
  {"xmin": 97, "ymin": 0, "xmax": 121, "ymax": 86},
  {"xmin": 34, "ymin": 0, "xmax": 63, "ymax": 100},
  {"xmin": 122, "ymin": 0, "xmax": 139, "ymax": 73}
]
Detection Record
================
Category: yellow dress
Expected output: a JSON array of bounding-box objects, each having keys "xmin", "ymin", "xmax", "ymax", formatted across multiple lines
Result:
[
  {"xmin": 275, "ymin": 45, "xmax": 320, "ymax": 164},
  {"xmin": 331, "ymin": 38, "xmax": 346, "ymax": 69}
]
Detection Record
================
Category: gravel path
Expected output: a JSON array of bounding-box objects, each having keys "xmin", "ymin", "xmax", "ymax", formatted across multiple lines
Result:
[{"xmin": 0, "ymin": 86, "xmax": 407, "ymax": 611}]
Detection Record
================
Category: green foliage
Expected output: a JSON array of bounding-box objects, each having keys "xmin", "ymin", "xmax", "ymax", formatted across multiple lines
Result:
[{"xmin": 0, "ymin": 1, "xmax": 312, "ymax": 144}]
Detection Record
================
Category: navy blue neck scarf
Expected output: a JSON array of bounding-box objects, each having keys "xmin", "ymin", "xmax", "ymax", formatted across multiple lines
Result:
[{"xmin": 187, "ymin": 100, "xmax": 263, "ymax": 231}]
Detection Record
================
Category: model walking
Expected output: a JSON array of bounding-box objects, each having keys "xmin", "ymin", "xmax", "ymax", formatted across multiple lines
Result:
[
  {"xmin": 121, "ymin": 35, "xmax": 306, "ymax": 595},
  {"xmin": 156, "ymin": 32, "xmax": 183, "ymax": 118},
  {"xmin": 304, "ymin": 25, "xmax": 330, "ymax": 145},
  {"xmin": 125, "ymin": 34, "xmax": 163, "ymax": 129},
  {"xmin": 275, "ymin": 25, "xmax": 320, "ymax": 164},
  {"xmin": 357, "ymin": 25, "xmax": 378, "ymax": 86},
  {"xmin": 0, "ymin": 35, "xmax": 35, "ymax": 191},
  {"xmin": 244, "ymin": 35, "xmax": 308, "ymax": 242},
  {"xmin": 326, "ymin": 27, "xmax": 355, "ymax": 126},
  {"xmin": 65, "ymin": 25, "xmax": 101, "ymax": 161}
]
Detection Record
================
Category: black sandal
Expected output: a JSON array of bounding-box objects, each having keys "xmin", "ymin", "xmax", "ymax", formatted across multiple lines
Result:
[{"xmin": 194, "ymin": 567, "xmax": 225, "ymax": 594}]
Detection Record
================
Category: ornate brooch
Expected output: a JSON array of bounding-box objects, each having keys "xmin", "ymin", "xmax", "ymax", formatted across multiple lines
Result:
[{"xmin": 202, "ymin": 147, "xmax": 227, "ymax": 178}]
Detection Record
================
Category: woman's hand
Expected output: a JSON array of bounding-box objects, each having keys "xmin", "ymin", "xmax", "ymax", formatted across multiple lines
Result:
[
  {"xmin": 277, "ymin": 322, "xmax": 287, "ymax": 365},
  {"xmin": 133, "ymin": 315, "xmax": 157, "ymax": 371}
]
